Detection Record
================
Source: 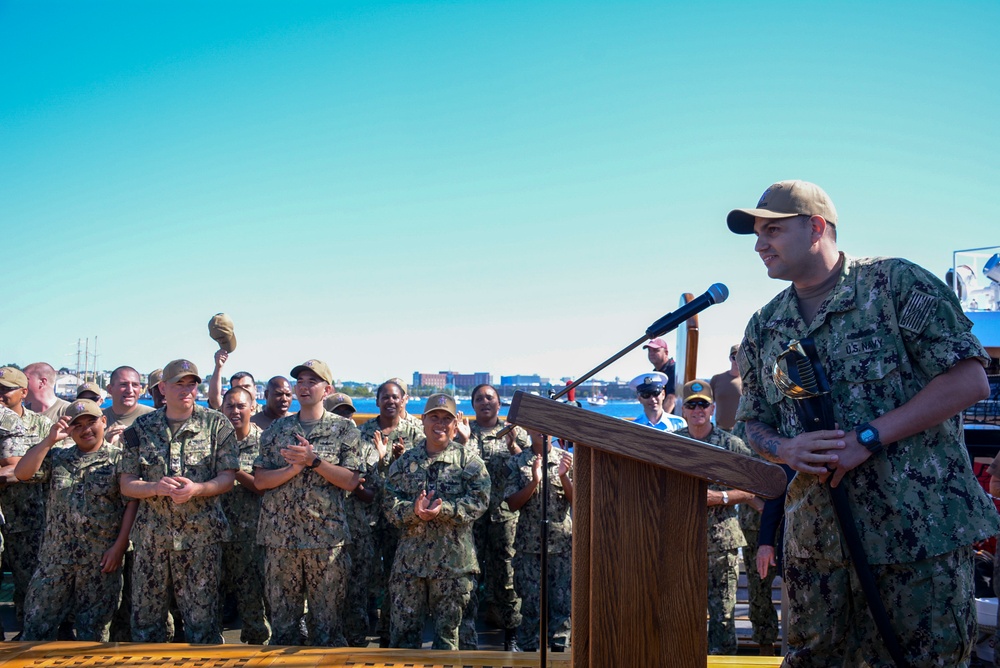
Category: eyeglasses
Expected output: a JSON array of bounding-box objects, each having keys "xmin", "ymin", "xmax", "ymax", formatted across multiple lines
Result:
[
  {"xmin": 638, "ymin": 390, "xmax": 662, "ymax": 399},
  {"xmin": 683, "ymin": 400, "xmax": 711, "ymax": 409}
]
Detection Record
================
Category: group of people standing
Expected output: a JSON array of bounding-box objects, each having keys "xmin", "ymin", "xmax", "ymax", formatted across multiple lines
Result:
[{"xmin": 0, "ymin": 358, "xmax": 573, "ymax": 653}]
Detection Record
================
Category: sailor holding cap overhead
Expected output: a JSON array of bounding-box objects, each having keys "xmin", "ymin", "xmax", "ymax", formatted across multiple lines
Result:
[{"xmin": 629, "ymin": 372, "xmax": 686, "ymax": 432}]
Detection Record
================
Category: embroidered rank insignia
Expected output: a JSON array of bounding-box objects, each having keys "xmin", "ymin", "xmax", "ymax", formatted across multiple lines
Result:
[{"xmin": 899, "ymin": 290, "xmax": 936, "ymax": 334}]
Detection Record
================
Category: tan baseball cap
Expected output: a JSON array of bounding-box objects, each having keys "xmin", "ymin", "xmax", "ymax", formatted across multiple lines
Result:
[
  {"xmin": 388, "ymin": 377, "xmax": 409, "ymax": 395},
  {"xmin": 422, "ymin": 393, "xmax": 457, "ymax": 418},
  {"xmin": 147, "ymin": 368, "xmax": 163, "ymax": 389},
  {"xmin": 162, "ymin": 359, "xmax": 202, "ymax": 384},
  {"xmin": 208, "ymin": 313, "xmax": 237, "ymax": 353},
  {"xmin": 682, "ymin": 379, "xmax": 714, "ymax": 404},
  {"xmin": 0, "ymin": 367, "xmax": 28, "ymax": 389},
  {"xmin": 290, "ymin": 359, "xmax": 334, "ymax": 385},
  {"xmin": 324, "ymin": 393, "xmax": 356, "ymax": 415},
  {"xmin": 75, "ymin": 382, "xmax": 103, "ymax": 400},
  {"xmin": 727, "ymin": 180, "xmax": 838, "ymax": 234},
  {"xmin": 65, "ymin": 399, "xmax": 104, "ymax": 424}
]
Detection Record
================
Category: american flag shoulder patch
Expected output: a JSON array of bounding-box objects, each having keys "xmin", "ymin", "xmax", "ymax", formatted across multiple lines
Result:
[{"xmin": 898, "ymin": 290, "xmax": 936, "ymax": 334}]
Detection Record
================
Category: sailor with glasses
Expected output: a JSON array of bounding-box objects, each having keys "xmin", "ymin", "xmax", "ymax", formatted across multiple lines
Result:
[
  {"xmin": 676, "ymin": 379, "xmax": 755, "ymax": 655},
  {"xmin": 629, "ymin": 373, "xmax": 685, "ymax": 432}
]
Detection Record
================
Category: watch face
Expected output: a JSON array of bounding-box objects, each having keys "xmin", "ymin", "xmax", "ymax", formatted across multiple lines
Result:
[{"xmin": 859, "ymin": 428, "xmax": 876, "ymax": 444}]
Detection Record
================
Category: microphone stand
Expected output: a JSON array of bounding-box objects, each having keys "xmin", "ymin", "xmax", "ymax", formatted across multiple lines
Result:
[{"xmin": 539, "ymin": 434, "xmax": 550, "ymax": 668}]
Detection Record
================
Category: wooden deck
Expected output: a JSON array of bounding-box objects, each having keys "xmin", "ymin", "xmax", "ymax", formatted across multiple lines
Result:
[{"xmin": 0, "ymin": 642, "xmax": 784, "ymax": 667}]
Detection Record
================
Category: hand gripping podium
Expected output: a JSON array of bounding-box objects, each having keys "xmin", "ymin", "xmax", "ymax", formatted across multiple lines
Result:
[{"xmin": 507, "ymin": 392, "xmax": 788, "ymax": 668}]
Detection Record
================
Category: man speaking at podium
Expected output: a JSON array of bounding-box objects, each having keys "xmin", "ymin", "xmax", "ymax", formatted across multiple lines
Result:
[{"xmin": 728, "ymin": 180, "xmax": 999, "ymax": 666}]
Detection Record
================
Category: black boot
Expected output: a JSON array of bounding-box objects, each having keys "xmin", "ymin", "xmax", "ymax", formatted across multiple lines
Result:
[{"xmin": 503, "ymin": 628, "xmax": 521, "ymax": 652}]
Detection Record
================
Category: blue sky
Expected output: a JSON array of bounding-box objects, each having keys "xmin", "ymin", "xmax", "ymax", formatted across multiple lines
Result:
[{"xmin": 2, "ymin": 1, "xmax": 997, "ymax": 386}]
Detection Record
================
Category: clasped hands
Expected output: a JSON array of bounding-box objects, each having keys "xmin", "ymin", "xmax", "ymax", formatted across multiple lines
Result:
[
  {"xmin": 778, "ymin": 428, "xmax": 872, "ymax": 487},
  {"xmin": 155, "ymin": 476, "xmax": 202, "ymax": 504},
  {"xmin": 414, "ymin": 490, "xmax": 442, "ymax": 521}
]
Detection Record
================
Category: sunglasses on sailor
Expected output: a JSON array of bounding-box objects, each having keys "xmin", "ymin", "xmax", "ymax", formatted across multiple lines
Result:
[
  {"xmin": 683, "ymin": 400, "xmax": 711, "ymax": 410},
  {"xmin": 638, "ymin": 390, "xmax": 662, "ymax": 399}
]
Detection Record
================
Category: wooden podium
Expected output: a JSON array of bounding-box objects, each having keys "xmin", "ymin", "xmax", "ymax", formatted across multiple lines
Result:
[{"xmin": 507, "ymin": 392, "xmax": 788, "ymax": 668}]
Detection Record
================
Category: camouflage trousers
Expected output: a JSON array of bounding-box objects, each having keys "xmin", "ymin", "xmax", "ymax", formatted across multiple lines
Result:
[
  {"xmin": 738, "ymin": 507, "xmax": 779, "ymax": 645},
  {"xmin": 513, "ymin": 550, "xmax": 571, "ymax": 652},
  {"xmin": 708, "ymin": 548, "xmax": 739, "ymax": 655},
  {"xmin": 222, "ymin": 540, "xmax": 269, "ymax": 644},
  {"xmin": 264, "ymin": 545, "xmax": 349, "ymax": 647},
  {"xmin": 783, "ymin": 546, "xmax": 975, "ymax": 667},
  {"xmin": 459, "ymin": 516, "xmax": 520, "ymax": 648},
  {"xmin": 344, "ymin": 530, "xmax": 375, "ymax": 646},
  {"xmin": 22, "ymin": 558, "xmax": 123, "ymax": 641},
  {"xmin": 389, "ymin": 571, "xmax": 474, "ymax": 650},
  {"xmin": 132, "ymin": 543, "xmax": 223, "ymax": 644},
  {"xmin": 1, "ymin": 527, "xmax": 42, "ymax": 623}
]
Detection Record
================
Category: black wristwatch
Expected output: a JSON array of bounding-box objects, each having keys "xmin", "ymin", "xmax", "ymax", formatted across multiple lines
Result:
[
  {"xmin": 855, "ymin": 422, "xmax": 883, "ymax": 455},
  {"xmin": 308, "ymin": 457, "xmax": 322, "ymax": 470}
]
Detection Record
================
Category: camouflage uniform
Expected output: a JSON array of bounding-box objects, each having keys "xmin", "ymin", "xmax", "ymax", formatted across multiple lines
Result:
[
  {"xmin": 383, "ymin": 439, "xmax": 489, "ymax": 650},
  {"xmin": 220, "ymin": 424, "xmax": 269, "ymax": 644},
  {"xmin": 738, "ymin": 255, "xmax": 1000, "ymax": 666},
  {"xmin": 343, "ymin": 436, "xmax": 381, "ymax": 646},
  {"xmin": 357, "ymin": 416, "xmax": 423, "ymax": 644},
  {"xmin": 22, "ymin": 443, "xmax": 127, "ymax": 641},
  {"xmin": 120, "ymin": 405, "xmax": 238, "ymax": 644},
  {"xmin": 677, "ymin": 425, "xmax": 749, "ymax": 655},
  {"xmin": 0, "ymin": 406, "xmax": 25, "ymax": 637},
  {"xmin": 254, "ymin": 412, "xmax": 362, "ymax": 647},
  {"xmin": 504, "ymin": 446, "xmax": 573, "ymax": 652},
  {"xmin": 0, "ymin": 408, "xmax": 52, "ymax": 625},
  {"xmin": 461, "ymin": 420, "xmax": 527, "ymax": 647}
]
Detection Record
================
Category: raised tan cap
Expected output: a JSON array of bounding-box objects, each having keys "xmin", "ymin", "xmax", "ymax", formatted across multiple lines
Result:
[
  {"xmin": 291, "ymin": 359, "xmax": 334, "ymax": 385},
  {"xmin": 682, "ymin": 379, "xmax": 714, "ymax": 403},
  {"xmin": 162, "ymin": 359, "xmax": 202, "ymax": 384},
  {"xmin": 0, "ymin": 367, "xmax": 28, "ymax": 389},
  {"xmin": 388, "ymin": 377, "xmax": 409, "ymax": 395},
  {"xmin": 727, "ymin": 180, "xmax": 838, "ymax": 234},
  {"xmin": 422, "ymin": 393, "xmax": 457, "ymax": 418},
  {"xmin": 75, "ymin": 382, "xmax": 103, "ymax": 400},
  {"xmin": 208, "ymin": 313, "xmax": 237, "ymax": 353},
  {"xmin": 323, "ymin": 392, "xmax": 356, "ymax": 415},
  {"xmin": 65, "ymin": 398, "xmax": 104, "ymax": 424},
  {"xmin": 148, "ymin": 368, "xmax": 163, "ymax": 389}
]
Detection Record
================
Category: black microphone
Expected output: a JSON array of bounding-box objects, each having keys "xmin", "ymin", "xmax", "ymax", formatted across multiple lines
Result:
[{"xmin": 644, "ymin": 283, "xmax": 729, "ymax": 338}]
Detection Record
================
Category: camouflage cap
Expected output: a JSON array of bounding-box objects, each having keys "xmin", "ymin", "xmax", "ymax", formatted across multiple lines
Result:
[
  {"xmin": 0, "ymin": 367, "xmax": 28, "ymax": 389},
  {"xmin": 162, "ymin": 359, "xmax": 202, "ymax": 384},
  {"xmin": 727, "ymin": 180, "xmax": 838, "ymax": 235},
  {"xmin": 422, "ymin": 393, "xmax": 457, "ymax": 418},
  {"xmin": 147, "ymin": 368, "xmax": 163, "ymax": 388},
  {"xmin": 75, "ymin": 382, "xmax": 103, "ymax": 400},
  {"xmin": 291, "ymin": 359, "xmax": 333, "ymax": 385},
  {"xmin": 208, "ymin": 313, "xmax": 237, "ymax": 353},
  {"xmin": 323, "ymin": 392, "xmax": 356, "ymax": 415},
  {"xmin": 682, "ymin": 379, "xmax": 714, "ymax": 404},
  {"xmin": 65, "ymin": 398, "xmax": 104, "ymax": 424}
]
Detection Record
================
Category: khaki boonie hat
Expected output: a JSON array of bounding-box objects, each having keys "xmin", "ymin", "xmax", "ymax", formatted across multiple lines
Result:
[
  {"xmin": 0, "ymin": 367, "xmax": 27, "ymax": 389},
  {"xmin": 727, "ymin": 180, "xmax": 838, "ymax": 234},
  {"xmin": 324, "ymin": 393, "xmax": 356, "ymax": 415},
  {"xmin": 682, "ymin": 379, "xmax": 714, "ymax": 404},
  {"xmin": 65, "ymin": 399, "xmax": 104, "ymax": 424},
  {"xmin": 422, "ymin": 393, "xmax": 457, "ymax": 419},
  {"xmin": 291, "ymin": 360, "xmax": 334, "ymax": 385},
  {"xmin": 208, "ymin": 313, "xmax": 237, "ymax": 353},
  {"xmin": 163, "ymin": 359, "xmax": 202, "ymax": 384},
  {"xmin": 75, "ymin": 382, "xmax": 103, "ymax": 400}
]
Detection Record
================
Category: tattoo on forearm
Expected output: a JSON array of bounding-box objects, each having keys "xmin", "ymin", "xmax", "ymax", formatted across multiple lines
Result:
[{"xmin": 746, "ymin": 421, "xmax": 782, "ymax": 463}]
